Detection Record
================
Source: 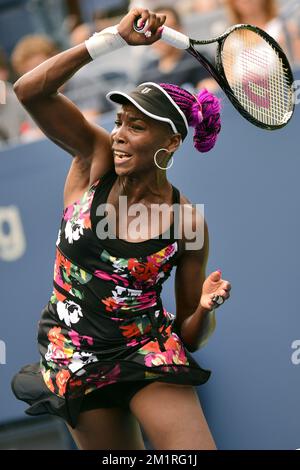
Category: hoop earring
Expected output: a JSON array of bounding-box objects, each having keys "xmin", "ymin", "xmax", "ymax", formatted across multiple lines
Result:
[{"xmin": 153, "ymin": 148, "xmax": 174, "ymax": 170}]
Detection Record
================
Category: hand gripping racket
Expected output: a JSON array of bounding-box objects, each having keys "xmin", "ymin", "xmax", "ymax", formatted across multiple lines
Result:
[{"xmin": 134, "ymin": 20, "xmax": 295, "ymax": 130}]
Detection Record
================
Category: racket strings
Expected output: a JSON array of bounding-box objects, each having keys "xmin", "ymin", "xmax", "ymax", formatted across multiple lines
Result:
[{"xmin": 221, "ymin": 28, "xmax": 293, "ymax": 126}]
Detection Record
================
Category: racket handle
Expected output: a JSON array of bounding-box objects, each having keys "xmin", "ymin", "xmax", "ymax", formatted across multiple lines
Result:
[
  {"xmin": 161, "ymin": 26, "xmax": 190, "ymax": 49},
  {"xmin": 133, "ymin": 18, "xmax": 190, "ymax": 50}
]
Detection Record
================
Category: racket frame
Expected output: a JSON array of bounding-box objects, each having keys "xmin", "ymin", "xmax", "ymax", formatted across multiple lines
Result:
[
  {"xmin": 188, "ymin": 23, "xmax": 295, "ymax": 130},
  {"xmin": 133, "ymin": 18, "xmax": 295, "ymax": 130}
]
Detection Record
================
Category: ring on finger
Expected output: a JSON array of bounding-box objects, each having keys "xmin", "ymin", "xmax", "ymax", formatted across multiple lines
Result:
[{"xmin": 212, "ymin": 295, "xmax": 224, "ymax": 306}]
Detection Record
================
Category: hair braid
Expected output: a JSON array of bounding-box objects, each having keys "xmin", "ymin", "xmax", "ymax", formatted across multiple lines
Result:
[{"xmin": 159, "ymin": 83, "xmax": 221, "ymax": 153}]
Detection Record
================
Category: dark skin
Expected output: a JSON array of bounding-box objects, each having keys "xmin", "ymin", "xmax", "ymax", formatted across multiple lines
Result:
[
  {"xmin": 13, "ymin": 7, "xmax": 233, "ymax": 450},
  {"xmin": 13, "ymin": 7, "xmax": 231, "ymax": 352},
  {"xmin": 111, "ymin": 104, "xmax": 179, "ymax": 202},
  {"xmin": 108, "ymin": 103, "xmax": 181, "ymax": 241}
]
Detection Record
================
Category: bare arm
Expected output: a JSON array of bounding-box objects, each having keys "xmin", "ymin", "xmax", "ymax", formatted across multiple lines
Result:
[
  {"xmin": 13, "ymin": 8, "xmax": 167, "ymax": 203},
  {"xmin": 13, "ymin": 44, "xmax": 107, "ymax": 159},
  {"xmin": 12, "ymin": 8, "xmax": 166, "ymax": 159},
  {"xmin": 174, "ymin": 215, "xmax": 215, "ymax": 352}
]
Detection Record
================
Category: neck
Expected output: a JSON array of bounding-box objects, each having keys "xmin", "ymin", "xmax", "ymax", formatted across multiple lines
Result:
[{"xmin": 117, "ymin": 170, "xmax": 171, "ymax": 205}]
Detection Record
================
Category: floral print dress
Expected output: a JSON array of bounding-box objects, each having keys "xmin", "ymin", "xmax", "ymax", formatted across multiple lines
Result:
[{"xmin": 12, "ymin": 168, "xmax": 212, "ymax": 428}]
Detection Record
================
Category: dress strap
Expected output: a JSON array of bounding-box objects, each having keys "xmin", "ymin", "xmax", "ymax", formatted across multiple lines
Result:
[{"xmin": 171, "ymin": 184, "xmax": 180, "ymax": 205}]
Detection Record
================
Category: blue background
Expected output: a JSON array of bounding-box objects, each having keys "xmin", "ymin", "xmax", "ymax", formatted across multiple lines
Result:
[{"xmin": 0, "ymin": 82, "xmax": 300, "ymax": 449}]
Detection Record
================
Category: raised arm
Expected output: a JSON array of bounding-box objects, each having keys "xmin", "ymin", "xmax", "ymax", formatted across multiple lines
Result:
[
  {"xmin": 13, "ymin": 43, "xmax": 107, "ymax": 159},
  {"xmin": 13, "ymin": 8, "xmax": 166, "ymax": 160},
  {"xmin": 13, "ymin": 9, "xmax": 167, "ymax": 204}
]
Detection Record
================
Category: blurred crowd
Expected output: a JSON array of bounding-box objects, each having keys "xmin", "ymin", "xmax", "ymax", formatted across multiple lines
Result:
[{"xmin": 0, "ymin": 0, "xmax": 300, "ymax": 148}]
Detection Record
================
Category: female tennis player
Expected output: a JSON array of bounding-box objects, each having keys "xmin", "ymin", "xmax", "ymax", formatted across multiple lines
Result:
[{"xmin": 11, "ymin": 8, "xmax": 231, "ymax": 450}]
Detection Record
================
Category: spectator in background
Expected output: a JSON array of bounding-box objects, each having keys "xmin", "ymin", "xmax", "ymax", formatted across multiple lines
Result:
[
  {"xmin": 65, "ymin": 20, "xmax": 102, "ymax": 120},
  {"xmin": 26, "ymin": 0, "xmax": 70, "ymax": 50},
  {"xmin": 69, "ymin": 22, "xmax": 92, "ymax": 47},
  {"xmin": 65, "ymin": 7, "xmax": 135, "ymax": 119},
  {"xmin": 129, "ymin": 0, "xmax": 222, "ymax": 15},
  {"xmin": 68, "ymin": 6, "xmax": 127, "ymax": 46},
  {"xmin": 192, "ymin": 0, "xmax": 223, "ymax": 14},
  {"xmin": 128, "ymin": 0, "xmax": 194, "ymax": 16},
  {"xmin": 225, "ymin": 0, "xmax": 277, "ymax": 29},
  {"xmin": 11, "ymin": 34, "xmax": 59, "ymax": 142},
  {"xmin": 136, "ymin": 6, "xmax": 211, "ymax": 90},
  {"xmin": 129, "ymin": 1, "xmax": 181, "ymax": 11},
  {"xmin": 199, "ymin": 0, "xmax": 300, "ymax": 93},
  {"xmin": 11, "ymin": 34, "xmax": 59, "ymax": 77},
  {"xmin": 225, "ymin": 0, "xmax": 300, "ymax": 65},
  {"xmin": 10, "ymin": 33, "xmax": 101, "ymax": 142},
  {"xmin": 0, "ymin": 47, "xmax": 27, "ymax": 146}
]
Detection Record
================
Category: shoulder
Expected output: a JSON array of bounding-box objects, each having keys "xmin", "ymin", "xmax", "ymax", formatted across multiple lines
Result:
[
  {"xmin": 179, "ymin": 192, "xmax": 207, "ymax": 234},
  {"xmin": 86, "ymin": 122, "xmax": 115, "ymax": 181}
]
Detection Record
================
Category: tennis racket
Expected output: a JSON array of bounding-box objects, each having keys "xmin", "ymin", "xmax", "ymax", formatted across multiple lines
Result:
[{"xmin": 134, "ymin": 20, "xmax": 295, "ymax": 130}]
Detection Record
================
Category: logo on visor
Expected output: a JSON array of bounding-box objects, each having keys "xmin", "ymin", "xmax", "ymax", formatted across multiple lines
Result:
[{"xmin": 141, "ymin": 87, "xmax": 152, "ymax": 94}]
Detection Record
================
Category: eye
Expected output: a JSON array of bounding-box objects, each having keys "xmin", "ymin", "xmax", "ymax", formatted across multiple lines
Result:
[
  {"xmin": 114, "ymin": 120, "xmax": 121, "ymax": 127},
  {"xmin": 130, "ymin": 124, "xmax": 145, "ymax": 131}
]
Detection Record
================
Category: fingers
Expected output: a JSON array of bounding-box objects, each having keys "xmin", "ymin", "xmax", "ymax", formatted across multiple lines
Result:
[
  {"xmin": 209, "ymin": 287, "xmax": 230, "ymax": 308},
  {"xmin": 146, "ymin": 12, "xmax": 158, "ymax": 32},
  {"xmin": 211, "ymin": 294, "xmax": 224, "ymax": 305},
  {"xmin": 142, "ymin": 13, "xmax": 157, "ymax": 39},
  {"xmin": 139, "ymin": 9, "xmax": 151, "ymax": 28},
  {"xmin": 205, "ymin": 291, "xmax": 230, "ymax": 310},
  {"xmin": 146, "ymin": 12, "xmax": 166, "ymax": 34},
  {"xmin": 135, "ymin": 9, "xmax": 166, "ymax": 30},
  {"xmin": 206, "ymin": 297, "xmax": 217, "ymax": 310},
  {"xmin": 158, "ymin": 14, "xmax": 167, "ymax": 28},
  {"xmin": 132, "ymin": 9, "xmax": 154, "ymax": 30},
  {"xmin": 132, "ymin": 9, "xmax": 166, "ymax": 43},
  {"xmin": 223, "ymin": 281, "xmax": 231, "ymax": 292},
  {"xmin": 219, "ymin": 280, "xmax": 231, "ymax": 297},
  {"xmin": 220, "ymin": 286, "xmax": 230, "ymax": 298}
]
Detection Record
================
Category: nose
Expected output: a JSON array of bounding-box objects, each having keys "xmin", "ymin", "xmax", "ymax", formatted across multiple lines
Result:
[{"xmin": 112, "ymin": 123, "xmax": 127, "ymax": 144}]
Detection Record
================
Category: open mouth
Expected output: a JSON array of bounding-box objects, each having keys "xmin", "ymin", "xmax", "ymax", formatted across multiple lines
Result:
[{"xmin": 113, "ymin": 151, "xmax": 133, "ymax": 164}]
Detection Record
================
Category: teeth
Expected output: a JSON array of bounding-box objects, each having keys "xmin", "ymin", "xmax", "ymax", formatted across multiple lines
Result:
[
  {"xmin": 115, "ymin": 151, "xmax": 129, "ymax": 157},
  {"xmin": 114, "ymin": 151, "xmax": 131, "ymax": 158}
]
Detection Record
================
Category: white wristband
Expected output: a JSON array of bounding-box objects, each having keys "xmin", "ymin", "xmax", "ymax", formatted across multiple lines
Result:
[{"xmin": 85, "ymin": 25, "xmax": 127, "ymax": 60}]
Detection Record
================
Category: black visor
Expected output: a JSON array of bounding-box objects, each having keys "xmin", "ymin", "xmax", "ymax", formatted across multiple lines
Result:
[{"xmin": 106, "ymin": 82, "xmax": 189, "ymax": 140}]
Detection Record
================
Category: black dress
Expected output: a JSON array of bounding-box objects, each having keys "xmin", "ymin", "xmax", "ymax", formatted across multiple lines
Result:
[{"xmin": 11, "ymin": 168, "xmax": 212, "ymax": 428}]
